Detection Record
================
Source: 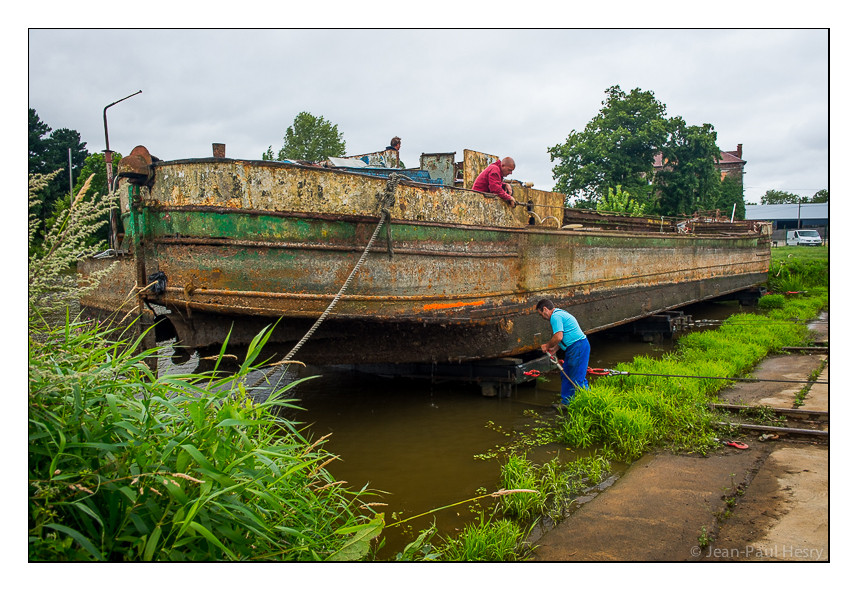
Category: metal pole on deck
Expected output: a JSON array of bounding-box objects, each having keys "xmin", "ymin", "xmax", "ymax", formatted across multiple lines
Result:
[{"xmin": 103, "ymin": 90, "xmax": 142, "ymax": 250}]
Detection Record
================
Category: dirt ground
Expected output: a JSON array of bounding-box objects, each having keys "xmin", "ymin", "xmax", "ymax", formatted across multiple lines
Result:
[
  {"xmin": 531, "ymin": 312, "xmax": 829, "ymax": 562},
  {"xmin": 705, "ymin": 444, "xmax": 828, "ymax": 561}
]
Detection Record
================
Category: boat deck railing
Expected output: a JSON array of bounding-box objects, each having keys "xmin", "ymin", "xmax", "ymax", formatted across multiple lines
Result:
[{"xmin": 561, "ymin": 208, "xmax": 768, "ymax": 236}]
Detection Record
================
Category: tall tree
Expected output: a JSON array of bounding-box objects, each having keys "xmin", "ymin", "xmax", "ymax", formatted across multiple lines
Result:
[
  {"xmin": 548, "ymin": 86, "xmax": 668, "ymax": 208},
  {"xmin": 277, "ymin": 112, "xmax": 346, "ymax": 161},
  {"xmin": 761, "ymin": 189, "xmax": 828, "ymax": 205},
  {"xmin": 716, "ymin": 174, "xmax": 746, "ymax": 219},
  {"xmin": 28, "ymin": 109, "xmax": 90, "ymax": 235},
  {"xmin": 811, "ymin": 189, "xmax": 828, "ymax": 203},
  {"xmin": 654, "ymin": 119, "xmax": 722, "ymax": 216},
  {"xmin": 29, "ymin": 108, "xmax": 51, "ymax": 173},
  {"xmin": 46, "ymin": 152, "xmax": 122, "ymax": 247}
]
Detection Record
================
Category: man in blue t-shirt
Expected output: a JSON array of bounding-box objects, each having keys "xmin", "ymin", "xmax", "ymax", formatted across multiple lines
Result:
[{"xmin": 535, "ymin": 298, "xmax": 590, "ymax": 406}]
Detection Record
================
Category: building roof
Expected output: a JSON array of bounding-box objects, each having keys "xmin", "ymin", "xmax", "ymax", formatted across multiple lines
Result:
[
  {"xmin": 745, "ymin": 202, "xmax": 829, "ymax": 221},
  {"xmin": 652, "ymin": 145, "xmax": 746, "ymax": 168},
  {"xmin": 718, "ymin": 151, "xmax": 746, "ymax": 165}
]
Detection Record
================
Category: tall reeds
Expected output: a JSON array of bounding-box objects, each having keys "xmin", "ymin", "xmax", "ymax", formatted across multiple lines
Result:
[
  {"xmin": 28, "ymin": 319, "xmax": 386, "ymax": 560},
  {"xmin": 28, "ymin": 172, "xmax": 117, "ymax": 322}
]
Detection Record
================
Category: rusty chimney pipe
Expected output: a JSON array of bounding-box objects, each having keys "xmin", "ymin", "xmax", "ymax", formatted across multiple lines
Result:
[{"xmin": 213, "ymin": 143, "xmax": 226, "ymax": 158}]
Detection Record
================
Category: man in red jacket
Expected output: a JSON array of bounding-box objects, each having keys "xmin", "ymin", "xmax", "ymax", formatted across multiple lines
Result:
[{"xmin": 472, "ymin": 157, "xmax": 516, "ymax": 207}]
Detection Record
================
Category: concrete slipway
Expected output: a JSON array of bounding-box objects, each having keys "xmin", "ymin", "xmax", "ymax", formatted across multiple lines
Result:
[{"xmin": 530, "ymin": 312, "xmax": 830, "ymax": 563}]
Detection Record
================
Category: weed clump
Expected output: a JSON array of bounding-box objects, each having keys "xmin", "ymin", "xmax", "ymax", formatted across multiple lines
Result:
[
  {"xmin": 497, "ymin": 452, "xmax": 611, "ymax": 522},
  {"xmin": 439, "ymin": 517, "xmax": 527, "ymax": 561},
  {"xmin": 757, "ymin": 294, "xmax": 786, "ymax": 309}
]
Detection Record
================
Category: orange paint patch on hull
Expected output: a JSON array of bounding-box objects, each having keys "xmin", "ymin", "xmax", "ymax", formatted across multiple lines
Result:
[{"xmin": 423, "ymin": 300, "xmax": 486, "ymax": 311}]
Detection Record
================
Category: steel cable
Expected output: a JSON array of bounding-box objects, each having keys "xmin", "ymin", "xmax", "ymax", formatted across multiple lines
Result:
[{"xmin": 586, "ymin": 368, "xmax": 827, "ymax": 384}]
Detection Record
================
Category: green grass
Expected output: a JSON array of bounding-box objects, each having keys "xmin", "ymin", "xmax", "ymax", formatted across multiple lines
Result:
[
  {"xmin": 554, "ymin": 310, "xmax": 816, "ymax": 461},
  {"xmin": 28, "ymin": 318, "xmax": 385, "ymax": 561},
  {"xmin": 771, "ymin": 245, "xmax": 829, "ymax": 265},
  {"xmin": 498, "ymin": 454, "xmax": 544, "ymax": 520},
  {"xmin": 496, "ymin": 452, "xmax": 611, "ymax": 523},
  {"xmin": 769, "ymin": 246, "xmax": 829, "ymax": 293},
  {"xmin": 439, "ymin": 516, "xmax": 528, "ymax": 561},
  {"xmin": 757, "ymin": 294, "xmax": 786, "ymax": 309},
  {"xmin": 552, "ymin": 246, "xmax": 827, "ymax": 462}
]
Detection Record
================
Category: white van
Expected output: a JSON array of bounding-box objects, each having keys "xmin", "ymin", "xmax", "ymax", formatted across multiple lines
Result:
[{"xmin": 786, "ymin": 229, "xmax": 823, "ymax": 246}]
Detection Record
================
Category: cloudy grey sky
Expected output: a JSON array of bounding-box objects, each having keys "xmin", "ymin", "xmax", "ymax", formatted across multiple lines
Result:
[{"xmin": 28, "ymin": 28, "xmax": 828, "ymax": 202}]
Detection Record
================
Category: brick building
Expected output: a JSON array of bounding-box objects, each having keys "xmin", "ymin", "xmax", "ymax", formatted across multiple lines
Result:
[
  {"xmin": 653, "ymin": 143, "xmax": 746, "ymax": 181},
  {"xmin": 717, "ymin": 144, "xmax": 746, "ymax": 181}
]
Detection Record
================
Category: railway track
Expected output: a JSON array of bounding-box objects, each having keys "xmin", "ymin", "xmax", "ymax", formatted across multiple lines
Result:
[{"xmin": 712, "ymin": 403, "xmax": 829, "ymax": 441}]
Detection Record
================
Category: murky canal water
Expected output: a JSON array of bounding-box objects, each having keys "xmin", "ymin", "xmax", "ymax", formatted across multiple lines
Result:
[{"xmin": 160, "ymin": 299, "xmax": 750, "ymax": 556}]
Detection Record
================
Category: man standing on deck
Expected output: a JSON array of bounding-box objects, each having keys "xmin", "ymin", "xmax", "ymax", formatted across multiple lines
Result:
[
  {"xmin": 472, "ymin": 157, "xmax": 516, "ymax": 207},
  {"xmin": 535, "ymin": 298, "xmax": 590, "ymax": 406},
  {"xmin": 385, "ymin": 136, "xmax": 405, "ymax": 168}
]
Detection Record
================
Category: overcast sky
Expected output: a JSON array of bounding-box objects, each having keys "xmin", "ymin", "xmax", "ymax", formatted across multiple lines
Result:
[
  {"xmin": 28, "ymin": 28, "xmax": 828, "ymax": 203},
  {"xmin": 14, "ymin": 19, "xmax": 851, "ymax": 584}
]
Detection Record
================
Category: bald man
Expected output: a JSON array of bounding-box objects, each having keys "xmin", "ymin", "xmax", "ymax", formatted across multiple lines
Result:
[{"xmin": 472, "ymin": 156, "xmax": 516, "ymax": 207}]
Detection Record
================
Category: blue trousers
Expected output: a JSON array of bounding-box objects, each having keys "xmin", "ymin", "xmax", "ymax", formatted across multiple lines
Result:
[{"xmin": 560, "ymin": 337, "xmax": 590, "ymax": 405}]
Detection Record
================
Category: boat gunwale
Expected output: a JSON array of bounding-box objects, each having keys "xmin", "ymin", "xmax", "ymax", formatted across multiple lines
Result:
[
  {"xmin": 146, "ymin": 158, "xmax": 767, "ymax": 239},
  {"xmin": 144, "ymin": 203, "xmax": 768, "ymax": 242}
]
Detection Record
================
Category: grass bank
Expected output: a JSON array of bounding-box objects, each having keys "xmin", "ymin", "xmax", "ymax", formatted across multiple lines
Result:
[{"xmin": 554, "ymin": 245, "xmax": 828, "ymax": 461}]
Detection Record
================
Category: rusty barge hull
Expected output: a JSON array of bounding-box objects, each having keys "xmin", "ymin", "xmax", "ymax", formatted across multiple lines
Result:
[{"xmin": 79, "ymin": 152, "xmax": 771, "ymax": 365}]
